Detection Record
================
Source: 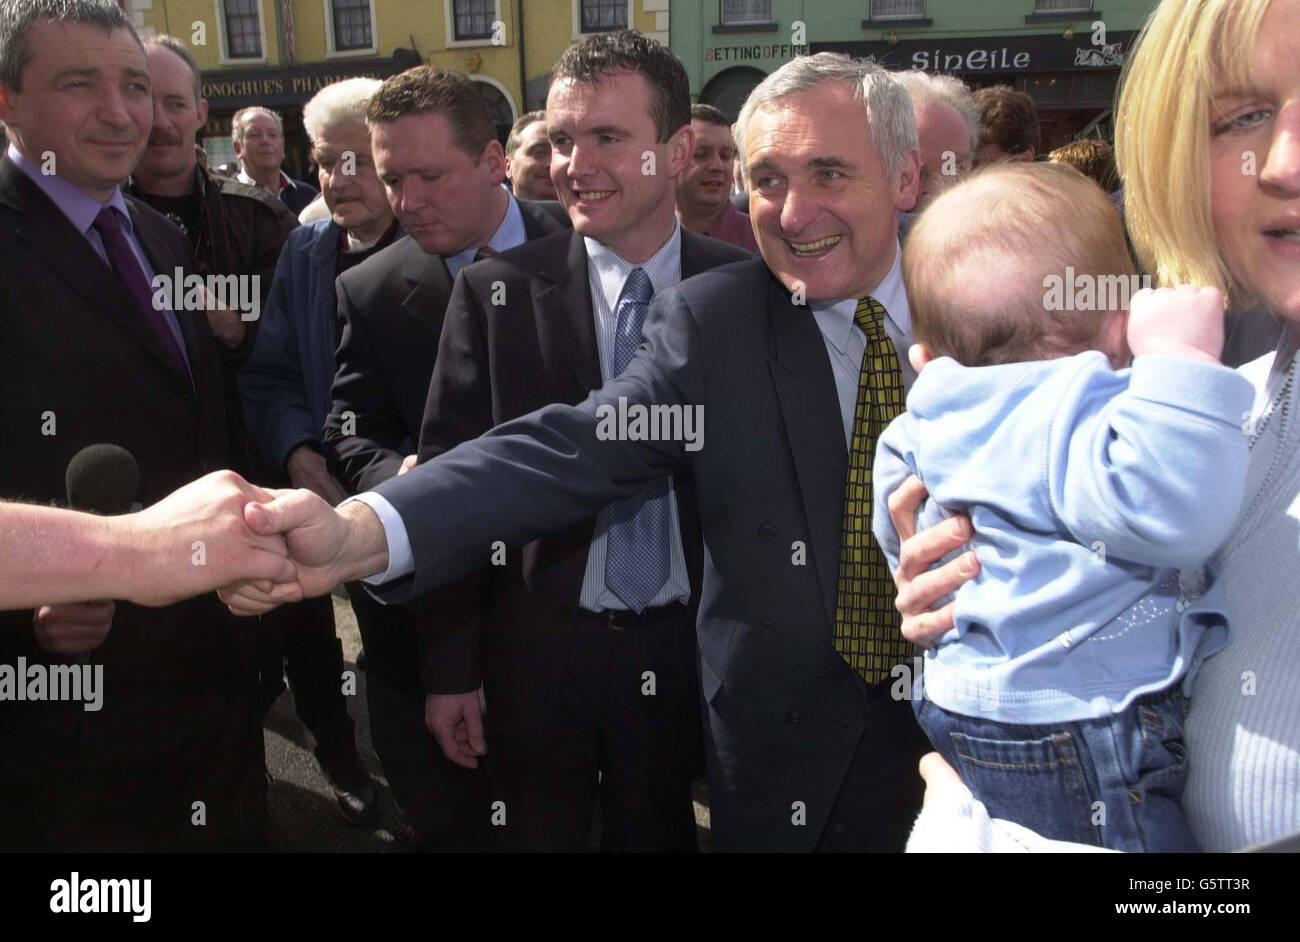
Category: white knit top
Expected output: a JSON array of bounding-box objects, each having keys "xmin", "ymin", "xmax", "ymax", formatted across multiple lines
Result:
[{"xmin": 1183, "ymin": 338, "xmax": 1300, "ymax": 851}]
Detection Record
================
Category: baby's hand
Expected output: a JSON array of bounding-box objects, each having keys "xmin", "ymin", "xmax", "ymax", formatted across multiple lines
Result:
[{"xmin": 1127, "ymin": 286, "xmax": 1224, "ymax": 364}]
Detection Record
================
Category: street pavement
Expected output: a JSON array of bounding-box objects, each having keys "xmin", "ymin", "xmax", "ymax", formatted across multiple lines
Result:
[{"xmin": 263, "ymin": 593, "xmax": 711, "ymax": 851}]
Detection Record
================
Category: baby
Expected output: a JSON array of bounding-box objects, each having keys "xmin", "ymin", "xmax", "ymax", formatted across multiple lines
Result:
[{"xmin": 873, "ymin": 161, "xmax": 1255, "ymax": 852}]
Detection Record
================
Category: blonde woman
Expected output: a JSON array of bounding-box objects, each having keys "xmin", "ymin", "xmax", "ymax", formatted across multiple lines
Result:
[{"xmin": 894, "ymin": 0, "xmax": 1300, "ymax": 852}]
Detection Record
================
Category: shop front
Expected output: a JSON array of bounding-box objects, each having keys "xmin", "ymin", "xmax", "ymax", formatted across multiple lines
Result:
[
  {"xmin": 813, "ymin": 29, "xmax": 1136, "ymax": 150},
  {"xmin": 200, "ymin": 50, "xmax": 418, "ymax": 179}
]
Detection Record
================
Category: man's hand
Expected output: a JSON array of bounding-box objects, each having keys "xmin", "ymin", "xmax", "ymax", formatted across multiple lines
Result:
[
  {"xmin": 286, "ymin": 443, "xmax": 348, "ymax": 505},
  {"xmin": 919, "ymin": 751, "xmax": 965, "ymax": 808},
  {"xmin": 1127, "ymin": 285, "xmax": 1225, "ymax": 364},
  {"xmin": 118, "ymin": 470, "xmax": 296, "ymax": 607},
  {"xmin": 218, "ymin": 491, "xmax": 389, "ymax": 615},
  {"xmin": 203, "ymin": 286, "xmax": 246, "ymax": 348},
  {"xmin": 397, "ymin": 454, "xmax": 417, "ymax": 476},
  {"xmin": 425, "ymin": 691, "xmax": 487, "ymax": 769},
  {"xmin": 887, "ymin": 475, "xmax": 979, "ymax": 647},
  {"xmin": 34, "ymin": 601, "xmax": 115, "ymax": 655}
]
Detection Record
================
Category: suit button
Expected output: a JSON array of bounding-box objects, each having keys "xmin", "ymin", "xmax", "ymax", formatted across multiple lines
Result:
[
  {"xmin": 758, "ymin": 523, "xmax": 777, "ymax": 542},
  {"xmin": 786, "ymin": 711, "xmax": 804, "ymax": 725},
  {"xmin": 759, "ymin": 618, "xmax": 775, "ymax": 633}
]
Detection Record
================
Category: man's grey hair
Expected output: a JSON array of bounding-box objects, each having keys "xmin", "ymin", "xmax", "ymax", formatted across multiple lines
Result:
[
  {"xmin": 734, "ymin": 53, "xmax": 917, "ymax": 184},
  {"xmin": 893, "ymin": 69, "xmax": 980, "ymax": 154},
  {"xmin": 232, "ymin": 106, "xmax": 284, "ymax": 145},
  {"xmin": 0, "ymin": 0, "xmax": 139, "ymax": 92},
  {"xmin": 143, "ymin": 34, "xmax": 202, "ymax": 107},
  {"xmin": 302, "ymin": 77, "xmax": 382, "ymax": 146},
  {"xmin": 504, "ymin": 110, "xmax": 545, "ymax": 157}
]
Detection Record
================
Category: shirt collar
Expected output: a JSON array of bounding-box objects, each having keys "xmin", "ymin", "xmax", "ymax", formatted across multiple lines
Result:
[
  {"xmin": 585, "ymin": 219, "xmax": 682, "ymax": 309},
  {"xmin": 809, "ymin": 242, "xmax": 909, "ymax": 354},
  {"xmin": 8, "ymin": 142, "xmax": 134, "ymax": 237},
  {"xmin": 443, "ymin": 186, "xmax": 526, "ymax": 272},
  {"xmin": 237, "ymin": 167, "xmax": 291, "ymax": 193}
]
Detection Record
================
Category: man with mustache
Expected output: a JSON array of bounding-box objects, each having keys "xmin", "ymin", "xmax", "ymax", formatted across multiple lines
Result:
[
  {"xmin": 128, "ymin": 36, "xmax": 378, "ymax": 828},
  {"xmin": 674, "ymin": 103, "xmax": 756, "ymax": 253}
]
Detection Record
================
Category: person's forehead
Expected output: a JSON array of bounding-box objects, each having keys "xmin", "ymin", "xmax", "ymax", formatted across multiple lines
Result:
[
  {"xmin": 372, "ymin": 112, "xmax": 470, "ymax": 168},
  {"xmin": 915, "ymin": 101, "xmax": 970, "ymax": 151},
  {"xmin": 146, "ymin": 46, "xmax": 192, "ymax": 89},
  {"xmin": 693, "ymin": 121, "xmax": 733, "ymax": 146},
  {"xmin": 24, "ymin": 19, "xmax": 145, "ymax": 77},
  {"xmin": 316, "ymin": 118, "xmax": 370, "ymax": 150},
  {"xmin": 242, "ymin": 112, "xmax": 279, "ymax": 131},
  {"xmin": 518, "ymin": 119, "xmax": 549, "ymax": 148},
  {"xmin": 547, "ymin": 71, "xmax": 655, "ymax": 126},
  {"xmin": 745, "ymin": 91, "xmax": 871, "ymax": 160}
]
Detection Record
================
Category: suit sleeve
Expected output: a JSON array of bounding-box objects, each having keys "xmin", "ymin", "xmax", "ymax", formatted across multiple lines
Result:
[
  {"xmin": 238, "ymin": 235, "xmax": 318, "ymax": 472},
  {"xmin": 370, "ymin": 285, "xmax": 702, "ymax": 604},
  {"xmin": 322, "ymin": 276, "xmax": 409, "ymax": 493},
  {"xmin": 413, "ymin": 272, "xmax": 495, "ymax": 695}
]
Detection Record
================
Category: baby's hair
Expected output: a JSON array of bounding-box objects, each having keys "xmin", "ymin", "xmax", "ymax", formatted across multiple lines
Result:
[{"xmin": 903, "ymin": 161, "xmax": 1135, "ymax": 367}]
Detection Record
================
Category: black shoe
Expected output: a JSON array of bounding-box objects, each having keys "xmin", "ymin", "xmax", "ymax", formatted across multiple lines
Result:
[{"xmin": 333, "ymin": 778, "xmax": 380, "ymax": 829}]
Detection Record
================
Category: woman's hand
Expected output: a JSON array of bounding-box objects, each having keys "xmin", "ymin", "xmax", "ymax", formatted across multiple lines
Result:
[{"xmin": 887, "ymin": 475, "xmax": 980, "ymax": 647}]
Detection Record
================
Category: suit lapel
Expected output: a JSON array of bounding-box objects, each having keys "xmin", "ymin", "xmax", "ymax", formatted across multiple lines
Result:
[
  {"xmin": 534, "ymin": 230, "xmax": 602, "ymax": 392},
  {"xmin": 399, "ymin": 238, "xmax": 454, "ymax": 334},
  {"xmin": 766, "ymin": 271, "xmax": 848, "ymax": 631},
  {"xmin": 0, "ymin": 160, "xmax": 192, "ymax": 384}
]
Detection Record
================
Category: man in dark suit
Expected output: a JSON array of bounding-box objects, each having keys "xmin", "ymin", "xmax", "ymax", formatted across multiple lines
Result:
[
  {"xmin": 419, "ymin": 32, "xmax": 749, "ymax": 851},
  {"xmin": 229, "ymin": 53, "xmax": 930, "ymax": 852},
  {"xmin": 0, "ymin": 0, "xmax": 265, "ymax": 850},
  {"xmin": 319, "ymin": 65, "xmax": 569, "ymax": 849}
]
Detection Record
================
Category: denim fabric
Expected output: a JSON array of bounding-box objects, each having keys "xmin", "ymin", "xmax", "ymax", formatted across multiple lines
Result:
[{"xmin": 917, "ymin": 690, "xmax": 1199, "ymax": 852}]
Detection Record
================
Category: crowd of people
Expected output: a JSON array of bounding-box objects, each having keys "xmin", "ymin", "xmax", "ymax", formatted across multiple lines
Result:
[{"xmin": 0, "ymin": 0, "xmax": 1296, "ymax": 854}]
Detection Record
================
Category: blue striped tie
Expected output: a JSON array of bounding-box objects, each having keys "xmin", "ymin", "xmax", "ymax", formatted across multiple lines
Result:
[{"xmin": 604, "ymin": 268, "xmax": 671, "ymax": 613}]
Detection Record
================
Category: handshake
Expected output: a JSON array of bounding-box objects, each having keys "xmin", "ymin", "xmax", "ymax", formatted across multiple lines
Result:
[{"xmin": 7, "ymin": 470, "xmax": 392, "ymax": 618}]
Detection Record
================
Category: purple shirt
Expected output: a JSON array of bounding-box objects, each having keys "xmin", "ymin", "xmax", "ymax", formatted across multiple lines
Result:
[
  {"xmin": 7, "ymin": 143, "xmax": 189, "ymax": 363},
  {"xmin": 704, "ymin": 198, "xmax": 758, "ymax": 253}
]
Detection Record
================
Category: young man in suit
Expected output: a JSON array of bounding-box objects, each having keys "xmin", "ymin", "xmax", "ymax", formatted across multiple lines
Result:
[
  {"xmin": 0, "ymin": 0, "xmax": 266, "ymax": 850},
  {"xmin": 419, "ymin": 31, "xmax": 750, "ymax": 852},
  {"xmin": 228, "ymin": 51, "xmax": 931, "ymax": 853},
  {"xmin": 319, "ymin": 65, "xmax": 569, "ymax": 850}
]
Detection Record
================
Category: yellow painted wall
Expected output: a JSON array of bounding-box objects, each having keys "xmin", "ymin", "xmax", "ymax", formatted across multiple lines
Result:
[{"xmin": 141, "ymin": 0, "xmax": 281, "ymax": 68}]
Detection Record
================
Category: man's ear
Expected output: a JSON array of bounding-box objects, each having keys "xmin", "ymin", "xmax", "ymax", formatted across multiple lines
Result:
[
  {"xmin": 197, "ymin": 97, "xmax": 209, "ymax": 127},
  {"xmin": 908, "ymin": 343, "xmax": 934, "ymax": 373},
  {"xmin": 666, "ymin": 122, "xmax": 696, "ymax": 180},
  {"xmin": 479, "ymin": 138, "xmax": 507, "ymax": 185},
  {"xmin": 0, "ymin": 82, "xmax": 16, "ymax": 127},
  {"xmin": 895, "ymin": 146, "xmax": 921, "ymax": 213}
]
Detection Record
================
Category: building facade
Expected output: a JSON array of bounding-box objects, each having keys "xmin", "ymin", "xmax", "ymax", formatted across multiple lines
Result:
[
  {"xmin": 125, "ymin": 0, "xmax": 672, "ymax": 177},
  {"xmin": 672, "ymin": 0, "xmax": 1161, "ymax": 151}
]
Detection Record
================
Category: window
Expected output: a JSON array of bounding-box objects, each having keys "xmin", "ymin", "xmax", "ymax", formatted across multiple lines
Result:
[
  {"xmin": 871, "ymin": 0, "xmax": 925, "ymax": 17},
  {"xmin": 720, "ymin": 0, "xmax": 771, "ymax": 24},
  {"xmin": 1033, "ymin": 0, "xmax": 1092, "ymax": 11},
  {"xmin": 453, "ymin": 0, "xmax": 495, "ymax": 41},
  {"xmin": 224, "ymin": 0, "xmax": 261, "ymax": 58},
  {"xmin": 332, "ymin": 0, "xmax": 372, "ymax": 50},
  {"xmin": 580, "ymin": 0, "xmax": 628, "ymax": 32}
]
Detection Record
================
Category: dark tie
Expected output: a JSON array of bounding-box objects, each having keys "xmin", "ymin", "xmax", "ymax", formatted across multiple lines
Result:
[
  {"xmin": 604, "ymin": 268, "xmax": 671, "ymax": 613},
  {"xmin": 833, "ymin": 296, "xmax": 912, "ymax": 684},
  {"xmin": 92, "ymin": 207, "xmax": 188, "ymax": 373}
]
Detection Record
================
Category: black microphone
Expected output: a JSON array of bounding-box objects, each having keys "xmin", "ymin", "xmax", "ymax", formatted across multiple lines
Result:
[
  {"xmin": 60, "ymin": 445, "xmax": 140, "ymax": 663},
  {"xmin": 66, "ymin": 443, "xmax": 140, "ymax": 516}
]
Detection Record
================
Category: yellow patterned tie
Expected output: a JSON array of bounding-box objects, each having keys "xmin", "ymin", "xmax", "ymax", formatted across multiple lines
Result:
[{"xmin": 833, "ymin": 296, "xmax": 911, "ymax": 685}]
